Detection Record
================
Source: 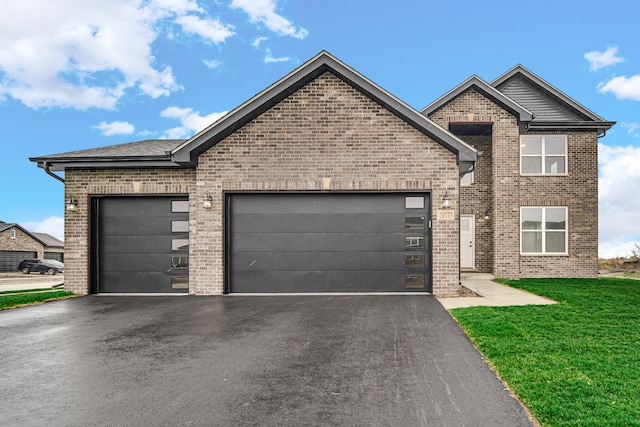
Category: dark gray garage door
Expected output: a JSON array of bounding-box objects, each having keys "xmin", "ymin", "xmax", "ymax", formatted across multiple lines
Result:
[
  {"xmin": 227, "ymin": 193, "xmax": 431, "ymax": 293},
  {"xmin": 93, "ymin": 197, "xmax": 189, "ymax": 293},
  {"xmin": 0, "ymin": 250, "xmax": 38, "ymax": 272}
]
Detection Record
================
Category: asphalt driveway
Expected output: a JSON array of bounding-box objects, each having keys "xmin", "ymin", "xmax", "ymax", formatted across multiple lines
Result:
[{"xmin": 0, "ymin": 295, "xmax": 534, "ymax": 426}]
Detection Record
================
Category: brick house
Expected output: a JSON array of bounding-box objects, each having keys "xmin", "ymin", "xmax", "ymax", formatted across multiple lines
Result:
[
  {"xmin": 31, "ymin": 51, "xmax": 613, "ymax": 296},
  {"xmin": 0, "ymin": 221, "xmax": 64, "ymax": 272}
]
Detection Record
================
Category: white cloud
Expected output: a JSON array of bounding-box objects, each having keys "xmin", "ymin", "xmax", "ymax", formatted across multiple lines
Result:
[
  {"xmin": 203, "ymin": 59, "xmax": 221, "ymax": 69},
  {"xmin": 598, "ymin": 75, "xmax": 640, "ymax": 101},
  {"xmin": 21, "ymin": 216, "xmax": 64, "ymax": 242},
  {"xmin": 0, "ymin": 0, "xmax": 242, "ymax": 110},
  {"xmin": 160, "ymin": 106, "xmax": 228, "ymax": 138},
  {"xmin": 175, "ymin": 15, "xmax": 235, "ymax": 43},
  {"xmin": 621, "ymin": 122, "xmax": 640, "ymax": 137},
  {"xmin": 584, "ymin": 46, "xmax": 624, "ymax": 71},
  {"xmin": 230, "ymin": 0, "xmax": 308, "ymax": 39},
  {"xmin": 264, "ymin": 49, "xmax": 290, "ymax": 63},
  {"xmin": 94, "ymin": 120, "xmax": 135, "ymax": 136},
  {"xmin": 598, "ymin": 142, "xmax": 640, "ymax": 257},
  {"xmin": 252, "ymin": 36, "xmax": 268, "ymax": 47}
]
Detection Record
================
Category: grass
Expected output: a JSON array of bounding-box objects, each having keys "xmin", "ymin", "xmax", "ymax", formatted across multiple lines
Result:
[
  {"xmin": 450, "ymin": 278, "xmax": 640, "ymax": 427},
  {"xmin": 0, "ymin": 289, "xmax": 76, "ymax": 310}
]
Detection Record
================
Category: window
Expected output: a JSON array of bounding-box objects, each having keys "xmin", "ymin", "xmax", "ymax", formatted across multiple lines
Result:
[
  {"xmin": 520, "ymin": 135, "xmax": 567, "ymax": 175},
  {"xmin": 521, "ymin": 207, "xmax": 567, "ymax": 254},
  {"xmin": 10, "ymin": 228, "xmax": 16, "ymax": 239},
  {"xmin": 405, "ymin": 196, "xmax": 424, "ymax": 209}
]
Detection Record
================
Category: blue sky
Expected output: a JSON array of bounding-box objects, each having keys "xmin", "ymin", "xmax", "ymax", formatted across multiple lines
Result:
[{"xmin": 1, "ymin": 0, "xmax": 639, "ymax": 257}]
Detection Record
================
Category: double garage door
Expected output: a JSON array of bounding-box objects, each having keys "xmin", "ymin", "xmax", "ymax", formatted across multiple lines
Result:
[
  {"xmin": 93, "ymin": 193, "xmax": 431, "ymax": 293},
  {"xmin": 0, "ymin": 251, "xmax": 38, "ymax": 273},
  {"xmin": 228, "ymin": 193, "xmax": 432, "ymax": 293}
]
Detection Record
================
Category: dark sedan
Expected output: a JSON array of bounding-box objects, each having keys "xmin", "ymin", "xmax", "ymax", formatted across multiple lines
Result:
[{"xmin": 18, "ymin": 259, "xmax": 64, "ymax": 275}]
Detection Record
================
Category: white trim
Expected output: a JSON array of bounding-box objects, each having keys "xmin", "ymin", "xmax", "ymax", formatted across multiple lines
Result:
[
  {"xmin": 520, "ymin": 135, "xmax": 568, "ymax": 175},
  {"xmin": 520, "ymin": 206, "xmax": 568, "ymax": 255}
]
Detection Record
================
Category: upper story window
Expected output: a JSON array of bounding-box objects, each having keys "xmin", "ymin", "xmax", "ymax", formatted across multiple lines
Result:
[
  {"xmin": 520, "ymin": 135, "xmax": 567, "ymax": 175},
  {"xmin": 521, "ymin": 207, "xmax": 567, "ymax": 255},
  {"xmin": 10, "ymin": 228, "xmax": 16, "ymax": 239}
]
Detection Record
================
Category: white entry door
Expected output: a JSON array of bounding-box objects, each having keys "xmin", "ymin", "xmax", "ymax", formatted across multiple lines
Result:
[{"xmin": 460, "ymin": 214, "xmax": 475, "ymax": 269}]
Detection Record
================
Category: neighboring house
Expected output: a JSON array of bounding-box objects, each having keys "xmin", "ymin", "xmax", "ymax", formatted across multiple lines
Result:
[
  {"xmin": 0, "ymin": 221, "xmax": 64, "ymax": 272},
  {"xmin": 30, "ymin": 51, "xmax": 613, "ymax": 296}
]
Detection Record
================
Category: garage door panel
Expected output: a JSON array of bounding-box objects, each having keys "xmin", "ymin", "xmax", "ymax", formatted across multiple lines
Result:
[
  {"xmin": 100, "ymin": 198, "xmax": 177, "ymax": 217},
  {"xmin": 232, "ymin": 194, "xmax": 409, "ymax": 214},
  {"xmin": 100, "ymin": 253, "xmax": 172, "ymax": 272},
  {"xmin": 100, "ymin": 235, "xmax": 172, "ymax": 254},
  {"xmin": 232, "ymin": 232, "xmax": 412, "ymax": 252},
  {"xmin": 232, "ymin": 251, "xmax": 420, "ymax": 272},
  {"xmin": 232, "ymin": 271, "xmax": 418, "ymax": 293},
  {"xmin": 101, "ymin": 217, "xmax": 173, "ymax": 235},
  {"xmin": 99, "ymin": 272, "xmax": 174, "ymax": 293},
  {"xmin": 228, "ymin": 193, "xmax": 431, "ymax": 293},
  {"xmin": 232, "ymin": 213, "xmax": 404, "ymax": 233}
]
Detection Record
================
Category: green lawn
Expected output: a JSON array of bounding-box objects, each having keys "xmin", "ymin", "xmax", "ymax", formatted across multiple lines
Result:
[
  {"xmin": 0, "ymin": 289, "xmax": 76, "ymax": 310},
  {"xmin": 451, "ymin": 278, "xmax": 640, "ymax": 427}
]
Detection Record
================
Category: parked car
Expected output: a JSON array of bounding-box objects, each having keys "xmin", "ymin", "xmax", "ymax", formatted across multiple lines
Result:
[{"xmin": 18, "ymin": 259, "xmax": 64, "ymax": 275}]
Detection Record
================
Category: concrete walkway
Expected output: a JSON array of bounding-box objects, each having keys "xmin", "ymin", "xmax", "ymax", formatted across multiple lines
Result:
[{"xmin": 438, "ymin": 273, "xmax": 557, "ymax": 310}]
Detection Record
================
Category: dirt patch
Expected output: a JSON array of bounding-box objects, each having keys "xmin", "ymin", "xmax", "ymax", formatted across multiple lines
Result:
[{"xmin": 459, "ymin": 285, "xmax": 481, "ymax": 297}]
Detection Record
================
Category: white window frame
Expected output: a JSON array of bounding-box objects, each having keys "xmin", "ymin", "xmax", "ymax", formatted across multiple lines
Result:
[
  {"xmin": 520, "ymin": 135, "xmax": 568, "ymax": 175},
  {"xmin": 10, "ymin": 228, "xmax": 16, "ymax": 239},
  {"xmin": 520, "ymin": 207, "xmax": 568, "ymax": 255}
]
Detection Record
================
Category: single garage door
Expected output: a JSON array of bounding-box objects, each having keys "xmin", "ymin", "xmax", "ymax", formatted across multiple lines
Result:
[
  {"xmin": 0, "ymin": 250, "xmax": 38, "ymax": 272},
  {"xmin": 227, "ymin": 193, "xmax": 431, "ymax": 293},
  {"xmin": 93, "ymin": 196, "xmax": 189, "ymax": 293}
]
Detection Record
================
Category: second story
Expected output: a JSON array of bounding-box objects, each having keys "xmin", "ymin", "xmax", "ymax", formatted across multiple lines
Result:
[{"xmin": 422, "ymin": 65, "xmax": 614, "ymax": 203}]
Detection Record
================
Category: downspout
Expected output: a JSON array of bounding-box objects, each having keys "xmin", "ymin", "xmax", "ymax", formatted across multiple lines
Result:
[{"xmin": 43, "ymin": 162, "xmax": 65, "ymax": 183}]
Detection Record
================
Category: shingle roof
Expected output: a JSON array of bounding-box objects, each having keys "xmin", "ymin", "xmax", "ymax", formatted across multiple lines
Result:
[
  {"xmin": 31, "ymin": 51, "xmax": 477, "ymax": 172},
  {"xmin": 423, "ymin": 64, "xmax": 614, "ymax": 132},
  {"xmin": 31, "ymin": 139, "xmax": 185, "ymax": 171},
  {"xmin": 32, "ymin": 232, "xmax": 64, "ymax": 248}
]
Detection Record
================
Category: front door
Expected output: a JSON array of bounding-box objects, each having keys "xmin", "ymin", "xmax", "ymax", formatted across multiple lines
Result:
[{"xmin": 460, "ymin": 214, "xmax": 475, "ymax": 269}]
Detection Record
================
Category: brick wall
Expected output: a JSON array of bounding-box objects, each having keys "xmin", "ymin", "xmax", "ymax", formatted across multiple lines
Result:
[
  {"xmin": 0, "ymin": 228, "xmax": 44, "ymax": 258},
  {"xmin": 63, "ymin": 169, "xmax": 195, "ymax": 294},
  {"xmin": 193, "ymin": 72, "xmax": 461, "ymax": 296},
  {"xmin": 428, "ymin": 88, "xmax": 598, "ymax": 278},
  {"xmin": 458, "ymin": 135, "xmax": 493, "ymax": 272},
  {"xmin": 62, "ymin": 73, "xmax": 461, "ymax": 296},
  {"xmin": 519, "ymin": 130, "xmax": 599, "ymax": 277}
]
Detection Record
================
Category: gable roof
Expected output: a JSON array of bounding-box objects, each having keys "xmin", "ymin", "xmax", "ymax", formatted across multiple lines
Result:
[
  {"xmin": 32, "ymin": 232, "xmax": 64, "ymax": 248},
  {"xmin": 422, "ymin": 64, "xmax": 614, "ymax": 132},
  {"xmin": 421, "ymin": 75, "xmax": 534, "ymax": 122},
  {"xmin": 0, "ymin": 222, "xmax": 62, "ymax": 248},
  {"xmin": 171, "ymin": 50, "xmax": 476, "ymax": 165},
  {"xmin": 30, "ymin": 51, "xmax": 476, "ymax": 172},
  {"xmin": 492, "ymin": 65, "xmax": 614, "ymax": 131}
]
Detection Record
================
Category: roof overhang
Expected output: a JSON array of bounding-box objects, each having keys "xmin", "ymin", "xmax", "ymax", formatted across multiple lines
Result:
[
  {"xmin": 171, "ymin": 50, "xmax": 476, "ymax": 165},
  {"xmin": 421, "ymin": 75, "xmax": 534, "ymax": 123},
  {"xmin": 31, "ymin": 157, "xmax": 182, "ymax": 172},
  {"xmin": 492, "ymin": 65, "xmax": 614, "ymax": 127}
]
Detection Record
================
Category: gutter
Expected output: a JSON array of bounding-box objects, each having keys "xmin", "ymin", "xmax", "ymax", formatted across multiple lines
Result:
[{"xmin": 43, "ymin": 162, "xmax": 65, "ymax": 183}]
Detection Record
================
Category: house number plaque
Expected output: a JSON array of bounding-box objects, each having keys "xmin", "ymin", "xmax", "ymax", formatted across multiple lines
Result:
[{"xmin": 437, "ymin": 209, "xmax": 455, "ymax": 221}]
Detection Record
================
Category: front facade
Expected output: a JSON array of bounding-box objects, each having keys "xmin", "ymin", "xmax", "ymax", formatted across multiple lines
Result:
[
  {"xmin": 0, "ymin": 221, "xmax": 64, "ymax": 272},
  {"xmin": 32, "ymin": 52, "xmax": 613, "ymax": 296}
]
